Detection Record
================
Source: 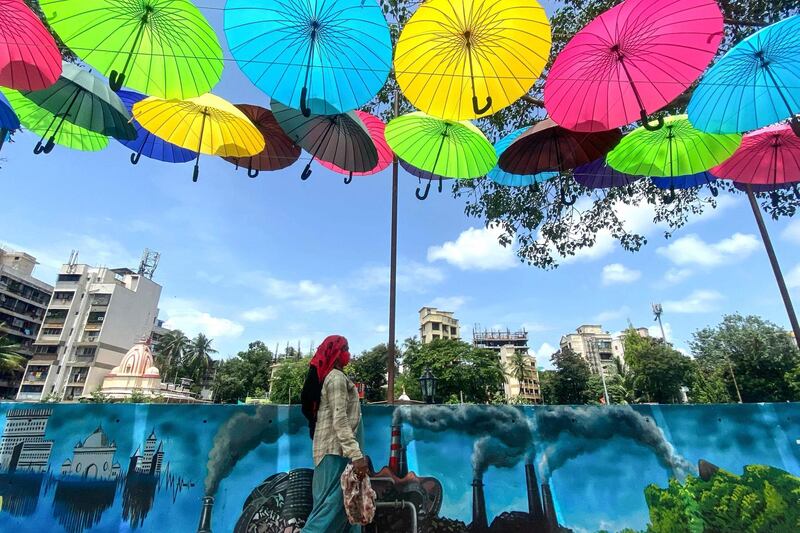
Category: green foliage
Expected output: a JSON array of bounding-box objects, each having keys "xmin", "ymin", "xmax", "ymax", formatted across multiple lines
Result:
[
  {"xmin": 154, "ymin": 331, "xmax": 219, "ymax": 390},
  {"xmin": 345, "ymin": 343, "xmax": 393, "ymax": 402},
  {"xmin": 645, "ymin": 465, "xmax": 800, "ymax": 532},
  {"xmin": 128, "ymin": 388, "xmax": 147, "ymax": 404},
  {"xmin": 212, "ymin": 341, "xmax": 274, "ymax": 404},
  {"xmin": 401, "ymin": 337, "xmax": 505, "ymax": 403},
  {"xmin": 88, "ymin": 389, "xmax": 111, "ymax": 403},
  {"xmin": 539, "ymin": 369, "xmax": 557, "ymax": 404},
  {"xmin": 549, "ymin": 347, "xmax": 593, "ymax": 404},
  {"xmin": 607, "ymin": 357, "xmax": 640, "ymax": 404},
  {"xmin": 0, "ymin": 328, "xmax": 25, "ymax": 373},
  {"xmin": 690, "ymin": 314, "xmax": 800, "ymax": 402},
  {"xmin": 623, "ymin": 329, "xmax": 693, "ymax": 404},
  {"xmin": 153, "ymin": 329, "xmax": 191, "ymax": 382},
  {"xmin": 269, "ymin": 357, "xmax": 311, "ymax": 405}
]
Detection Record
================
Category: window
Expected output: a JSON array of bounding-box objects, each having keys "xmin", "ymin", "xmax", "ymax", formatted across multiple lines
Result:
[
  {"xmin": 20, "ymin": 385, "xmax": 43, "ymax": 393},
  {"xmin": 54, "ymin": 291, "xmax": 74, "ymax": 301},
  {"xmin": 42, "ymin": 328, "xmax": 62, "ymax": 336},
  {"xmin": 87, "ymin": 311, "xmax": 105, "ymax": 324},
  {"xmin": 57, "ymin": 274, "xmax": 81, "ymax": 282},
  {"xmin": 432, "ymin": 334, "xmax": 440, "ymax": 340},
  {"xmin": 431, "ymin": 322, "xmax": 440, "ymax": 331},
  {"xmin": 91, "ymin": 294, "xmax": 110, "ymax": 306},
  {"xmin": 46, "ymin": 309, "xmax": 67, "ymax": 321}
]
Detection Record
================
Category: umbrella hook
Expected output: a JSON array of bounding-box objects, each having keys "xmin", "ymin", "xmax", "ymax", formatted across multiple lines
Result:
[
  {"xmin": 560, "ymin": 181, "xmax": 577, "ymax": 206},
  {"xmin": 438, "ymin": 177, "xmax": 444, "ymax": 193},
  {"xmin": 641, "ymin": 110, "xmax": 664, "ymax": 131},
  {"xmin": 617, "ymin": 48, "xmax": 664, "ymax": 131},
  {"xmin": 301, "ymin": 162, "xmax": 312, "ymax": 180},
  {"xmin": 130, "ymin": 132, "xmax": 150, "ymax": 165},
  {"xmin": 247, "ymin": 157, "xmax": 259, "ymax": 178},
  {"xmin": 416, "ymin": 180, "xmax": 431, "ymax": 200},
  {"xmin": 465, "ymin": 33, "xmax": 492, "ymax": 115},
  {"xmin": 109, "ymin": 9, "xmax": 151, "ymax": 92},
  {"xmin": 344, "ymin": 172, "xmax": 353, "ymax": 184}
]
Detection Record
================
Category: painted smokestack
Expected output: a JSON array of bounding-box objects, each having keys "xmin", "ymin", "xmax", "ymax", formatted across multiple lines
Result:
[
  {"xmin": 698, "ymin": 459, "xmax": 720, "ymax": 482},
  {"xmin": 388, "ymin": 425, "xmax": 401, "ymax": 475},
  {"xmin": 525, "ymin": 463, "xmax": 546, "ymax": 531},
  {"xmin": 197, "ymin": 496, "xmax": 214, "ymax": 533},
  {"xmin": 541, "ymin": 484, "xmax": 558, "ymax": 533},
  {"xmin": 471, "ymin": 477, "xmax": 488, "ymax": 532},
  {"xmin": 398, "ymin": 445, "xmax": 408, "ymax": 478}
]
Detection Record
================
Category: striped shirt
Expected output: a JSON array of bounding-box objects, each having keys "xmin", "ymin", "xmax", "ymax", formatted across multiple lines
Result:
[{"xmin": 312, "ymin": 368, "xmax": 363, "ymax": 466}]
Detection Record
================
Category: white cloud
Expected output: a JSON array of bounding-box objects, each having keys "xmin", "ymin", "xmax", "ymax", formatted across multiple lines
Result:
[
  {"xmin": 602, "ymin": 263, "xmax": 641, "ymax": 285},
  {"xmin": 662, "ymin": 267, "xmax": 693, "ymax": 285},
  {"xmin": 594, "ymin": 306, "xmax": 630, "ymax": 323},
  {"xmin": 782, "ymin": 219, "xmax": 800, "ymax": 244},
  {"xmin": 427, "ymin": 226, "xmax": 517, "ymax": 271},
  {"xmin": 243, "ymin": 273, "xmax": 348, "ymax": 314},
  {"xmin": 647, "ymin": 322, "xmax": 673, "ymax": 342},
  {"xmin": 430, "ymin": 296, "xmax": 467, "ymax": 312},
  {"xmin": 663, "ymin": 290, "xmax": 722, "ymax": 313},
  {"xmin": 240, "ymin": 306, "xmax": 278, "ymax": 322},
  {"xmin": 161, "ymin": 298, "xmax": 244, "ymax": 338},
  {"xmin": 373, "ymin": 324, "xmax": 388, "ymax": 334},
  {"xmin": 533, "ymin": 342, "xmax": 557, "ymax": 369},
  {"xmin": 358, "ymin": 261, "xmax": 444, "ymax": 292},
  {"xmin": 787, "ymin": 265, "xmax": 800, "ymax": 289},
  {"xmin": 521, "ymin": 322, "xmax": 552, "ymax": 332},
  {"xmin": 657, "ymin": 233, "xmax": 759, "ymax": 267}
]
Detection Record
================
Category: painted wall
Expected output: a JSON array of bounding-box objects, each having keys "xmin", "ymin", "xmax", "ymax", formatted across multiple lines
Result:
[{"xmin": 0, "ymin": 403, "xmax": 798, "ymax": 533}]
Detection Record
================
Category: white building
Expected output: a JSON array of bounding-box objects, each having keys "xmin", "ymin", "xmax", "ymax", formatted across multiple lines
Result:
[
  {"xmin": 17, "ymin": 255, "xmax": 162, "ymax": 402},
  {"xmin": 560, "ymin": 325, "xmax": 649, "ymax": 377},
  {"xmin": 0, "ymin": 408, "xmax": 54, "ymax": 472},
  {"xmin": 130, "ymin": 430, "xmax": 164, "ymax": 475},
  {"xmin": 419, "ymin": 307, "xmax": 460, "ymax": 344},
  {"xmin": 498, "ymin": 345, "xmax": 542, "ymax": 403},
  {"xmin": 61, "ymin": 426, "xmax": 121, "ymax": 479}
]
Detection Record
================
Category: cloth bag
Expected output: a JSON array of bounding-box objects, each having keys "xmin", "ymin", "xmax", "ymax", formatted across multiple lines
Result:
[{"xmin": 340, "ymin": 463, "xmax": 377, "ymax": 525}]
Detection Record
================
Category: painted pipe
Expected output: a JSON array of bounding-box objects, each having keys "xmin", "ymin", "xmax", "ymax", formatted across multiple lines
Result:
[{"xmin": 374, "ymin": 500, "xmax": 417, "ymax": 533}]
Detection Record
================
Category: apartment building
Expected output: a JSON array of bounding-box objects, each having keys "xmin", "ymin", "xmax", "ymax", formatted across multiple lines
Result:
[
  {"xmin": 17, "ymin": 257, "xmax": 161, "ymax": 402},
  {"xmin": 474, "ymin": 328, "xmax": 542, "ymax": 403},
  {"xmin": 419, "ymin": 307, "xmax": 460, "ymax": 344},
  {"xmin": 0, "ymin": 249, "xmax": 53, "ymax": 398},
  {"xmin": 560, "ymin": 325, "xmax": 649, "ymax": 377}
]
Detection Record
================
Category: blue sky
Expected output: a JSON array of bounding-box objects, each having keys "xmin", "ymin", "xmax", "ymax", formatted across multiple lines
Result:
[{"xmin": 3, "ymin": 1, "xmax": 800, "ymax": 367}]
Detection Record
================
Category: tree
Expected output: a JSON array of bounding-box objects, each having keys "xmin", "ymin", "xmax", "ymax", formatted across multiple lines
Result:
[
  {"xmin": 690, "ymin": 314, "xmax": 799, "ymax": 402},
  {"xmin": 153, "ymin": 329, "xmax": 190, "ymax": 382},
  {"xmin": 0, "ymin": 329, "xmax": 25, "ymax": 373},
  {"xmin": 269, "ymin": 357, "xmax": 311, "ymax": 404},
  {"xmin": 539, "ymin": 370, "xmax": 556, "ymax": 404},
  {"xmin": 401, "ymin": 337, "xmax": 505, "ymax": 403},
  {"xmin": 507, "ymin": 351, "xmax": 529, "ymax": 384},
  {"xmin": 346, "ymin": 343, "xmax": 393, "ymax": 402},
  {"xmin": 607, "ymin": 357, "xmax": 640, "ymax": 404},
  {"xmin": 183, "ymin": 333, "xmax": 218, "ymax": 385},
  {"xmin": 212, "ymin": 341, "xmax": 274, "ymax": 403},
  {"xmin": 549, "ymin": 347, "xmax": 593, "ymax": 404},
  {"xmin": 623, "ymin": 328, "xmax": 693, "ymax": 404}
]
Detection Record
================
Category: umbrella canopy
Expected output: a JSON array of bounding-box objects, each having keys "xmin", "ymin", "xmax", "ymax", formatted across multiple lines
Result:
[
  {"xmin": 116, "ymin": 89, "xmax": 196, "ymax": 165},
  {"xmin": 133, "ymin": 93, "xmax": 264, "ymax": 182},
  {"xmin": 225, "ymin": 0, "xmax": 391, "ymax": 117},
  {"xmin": 0, "ymin": 0, "xmax": 62, "ymax": 90},
  {"xmin": 573, "ymin": 157, "xmax": 639, "ymax": 189},
  {"xmin": 400, "ymin": 158, "xmax": 452, "ymax": 200},
  {"xmin": 40, "ymin": 0, "xmax": 223, "ymax": 98},
  {"xmin": 394, "ymin": 0, "xmax": 551, "ymax": 120},
  {"xmin": 488, "ymin": 128, "xmax": 557, "ymax": 187},
  {"xmin": 651, "ymin": 172, "xmax": 717, "ymax": 190},
  {"xmin": 21, "ymin": 63, "xmax": 135, "ymax": 154},
  {"xmin": 222, "ymin": 104, "xmax": 301, "ymax": 178},
  {"xmin": 1, "ymin": 88, "xmax": 108, "ymax": 151},
  {"xmin": 545, "ymin": 0, "xmax": 722, "ymax": 132},
  {"xmin": 385, "ymin": 112, "xmax": 496, "ymax": 183},
  {"xmin": 688, "ymin": 15, "xmax": 800, "ymax": 135},
  {"xmin": 711, "ymin": 124, "xmax": 800, "ymax": 188},
  {"xmin": 271, "ymin": 100, "xmax": 377, "ymax": 180},
  {"xmin": 317, "ymin": 111, "xmax": 392, "ymax": 183},
  {"xmin": 0, "ymin": 92, "xmax": 20, "ymax": 130}
]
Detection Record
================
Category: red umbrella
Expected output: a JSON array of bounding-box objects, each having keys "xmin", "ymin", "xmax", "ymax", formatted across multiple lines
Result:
[
  {"xmin": 0, "ymin": 0, "xmax": 62, "ymax": 90},
  {"xmin": 544, "ymin": 0, "xmax": 723, "ymax": 132},
  {"xmin": 223, "ymin": 104, "xmax": 301, "ymax": 178},
  {"xmin": 318, "ymin": 111, "xmax": 393, "ymax": 184}
]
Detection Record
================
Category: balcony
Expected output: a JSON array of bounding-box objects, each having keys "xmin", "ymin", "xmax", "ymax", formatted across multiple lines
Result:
[
  {"xmin": 23, "ymin": 372, "xmax": 48, "ymax": 383},
  {"xmin": 50, "ymin": 298, "xmax": 73, "ymax": 307},
  {"xmin": 83, "ymin": 323, "xmax": 102, "ymax": 332}
]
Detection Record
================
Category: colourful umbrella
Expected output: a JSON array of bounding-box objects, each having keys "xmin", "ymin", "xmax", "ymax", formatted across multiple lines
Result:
[
  {"xmin": 225, "ymin": 0, "xmax": 391, "ymax": 117},
  {"xmin": 0, "ymin": 0, "xmax": 62, "ymax": 90},
  {"xmin": 651, "ymin": 172, "xmax": 718, "ymax": 193},
  {"xmin": 21, "ymin": 63, "xmax": 135, "ymax": 154},
  {"xmin": 394, "ymin": 0, "xmax": 551, "ymax": 120},
  {"xmin": 1, "ymin": 88, "xmax": 108, "ymax": 151},
  {"xmin": 0, "ymin": 92, "xmax": 20, "ymax": 150},
  {"xmin": 488, "ymin": 128, "xmax": 557, "ymax": 187},
  {"xmin": 573, "ymin": 157, "xmax": 639, "ymax": 189},
  {"xmin": 133, "ymin": 93, "xmax": 264, "ymax": 182},
  {"xmin": 116, "ymin": 89, "xmax": 196, "ymax": 165},
  {"xmin": 222, "ymin": 104, "xmax": 301, "ymax": 178},
  {"xmin": 607, "ymin": 115, "xmax": 740, "ymax": 200},
  {"xmin": 385, "ymin": 112, "xmax": 496, "ymax": 194},
  {"xmin": 688, "ymin": 15, "xmax": 800, "ymax": 135},
  {"xmin": 271, "ymin": 100, "xmax": 377, "ymax": 180},
  {"xmin": 317, "ymin": 111, "xmax": 392, "ymax": 183},
  {"xmin": 40, "ymin": 0, "xmax": 223, "ymax": 98},
  {"xmin": 545, "ymin": 0, "xmax": 723, "ymax": 132},
  {"xmin": 400, "ymin": 159, "xmax": 452, "ymax": 200},
  {"xmin": 497, "ymin": 118, "xmax": 622, "ymax": 204}
]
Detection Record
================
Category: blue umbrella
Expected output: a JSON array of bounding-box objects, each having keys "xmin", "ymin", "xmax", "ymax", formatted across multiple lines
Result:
[
  {"xmin": 225, "ymin": 0, "xmax": 392, "ymax": 117},
  {"xmin": 488, "ymin": 128, "xmax": 558, "ymax": 186},
  {"xmin": 573, "ymin": 157, "xmax": 639, "ymax": 189},
  {"xmin": 688, "ymin": 15, "xmax": 800, "ymax": 135},
  {"xmin": 115, "ymin": 90, "xmax": 196, "ymax": 165},
  {"xmin": 651, "ymin": 171, "xmax": 719, "ymax": 198},
  {"xmin": 0, "ymin": 93, "xmax": 20, "ymax": 151}
]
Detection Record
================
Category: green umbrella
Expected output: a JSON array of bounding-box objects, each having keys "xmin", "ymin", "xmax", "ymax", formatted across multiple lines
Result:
[
  {"xmin": 1, "ymin": 88, "xmax": 108, "ymax": 151},
  {"xmin": 384, "ymin": 112, "xmax": 496, "ymax": 184},
  {"xmin": 20, "ymin": 63, "xmax": 134, "ymax": 154},
  {"xmin": 40, "ymin": 0, "xmax": 223, "ymax": 98}
]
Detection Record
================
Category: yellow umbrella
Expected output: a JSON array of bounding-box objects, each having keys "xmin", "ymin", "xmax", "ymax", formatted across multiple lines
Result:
[
  {"xmin": 394, "ymin": 0, "xmax": 551, "ymax": 121},
  {"xmin": 132, "ymin": 93, "xmax": 264, "ymax": 182}
]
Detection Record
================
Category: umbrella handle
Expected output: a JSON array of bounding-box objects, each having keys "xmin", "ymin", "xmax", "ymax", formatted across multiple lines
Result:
[
  {"xmin": 663, "ymin": 187, "xmax": 676, "ymax": 204},
  {"xmin": 416, "ymin": 180, "xmax": 431, "ymax": 200},
  {"xmin": 33, "ymin": 140, "xmax": 45, "ymax": 155},
  {"xmin": 641, "ymin": 111, "xmax": 664, "ymax": 131},
  {"xmin": 472, "ymin": 95, "xmax": 492, "ymax": 115},
  {"xmin": 130, "ymin": 151, "xmax": 142, "ymax": 165},
  {"xmin": 301, "ymin": 162, "xmax": 312, "ymax": 180},
  {"xmin": 109, "ymin": 70, "xmax": 125, "ymax": 92},
  {"xmin": 43, "ymin": 137, "xmax": 55, "ymax": 154},
  {"xmin": 344, "ymin": 172, "xmax": 353, "ymax": 185},
  {"xmin": 193, "ymin": 165, "xmax": 200, "ymax": 183},
  {"xmin": 560, "ymin": 182, "xmax": 577, "ymax": 206},
  {"xmin": 248, "ymin": 167, "xmax": 259, "ymax": 178},
  {"xmin": 438, "ymin": 177, "xmax": 444, "ymax": 193},
  {"xmin": 300, "ymin": 87, "xmax": 311, "ymax": 117}
]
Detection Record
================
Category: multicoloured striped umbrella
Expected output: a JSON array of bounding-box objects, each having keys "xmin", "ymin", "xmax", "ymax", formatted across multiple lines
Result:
[
  {"xmin": 317, "ymin": 111, "xmax": 392, "ymax": 183},
  {"xmin": 488, "ymin": 128, "xmax": 557, "ymax": 187},
  {"xmin": 222, "ymin": 104, "xmax": 301, "ymax": 178}
]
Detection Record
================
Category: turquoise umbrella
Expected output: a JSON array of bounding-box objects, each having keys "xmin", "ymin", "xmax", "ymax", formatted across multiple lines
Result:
[
  {"xmin": 488, "ymin": 128, "xmax": 558, "ymax": 187},
  {"xmin": 688, "ymin": 15, "xmax": 800, "ymax": 135}
]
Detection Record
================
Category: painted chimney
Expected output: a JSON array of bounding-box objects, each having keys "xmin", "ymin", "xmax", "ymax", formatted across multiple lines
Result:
[
  {"xmin": 471, "ymin": 477, "xmax": 488, "ymax": 532},
  {"xmin": 388, "ymin": 425, "xmax": 401, "ymax": 475},
  {"xmin": 197, "ymin": 496, "xmax": 214, "ymax": 533},
  {"xmin": 398, "ymin": 445, "xmax": 408, "ymax": 478},
  {"xmin": 698, "ymin": 459, "xmax": 719, "ymax": 482},
  {"xmin": 541, "ymin": 484, "xmax": 558, "ymax": 533},
  {"xmin": 525, "ymin": 463, "xmax": 546, "ymax": 531}
]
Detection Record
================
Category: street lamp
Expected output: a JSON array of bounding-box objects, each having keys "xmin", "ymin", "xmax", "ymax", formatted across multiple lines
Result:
[{"xmin": 419, "ymin": 368, "xmax": 438, "ymax": 404}]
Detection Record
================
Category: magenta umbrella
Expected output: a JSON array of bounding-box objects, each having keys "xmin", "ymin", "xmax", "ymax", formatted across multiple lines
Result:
[
  {"xmin": 544, "ymin": 0, "xmax": 723, "ymax": 132},
  {"xmin": 0, "ymin": 0, "xmax": 62, "ymax": 90},
  {"xmin": 713, "ymin": 124, "xmax": 800, "ymax": 346},
  {"xmin": 318, "ymin": 110, "xmax": 392, "ymax": 183}
]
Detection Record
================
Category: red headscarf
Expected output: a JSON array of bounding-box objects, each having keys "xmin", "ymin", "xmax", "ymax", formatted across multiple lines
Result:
[{"xmin": 310, "ymin": 335, "xmax": 351, "ymax": 382}]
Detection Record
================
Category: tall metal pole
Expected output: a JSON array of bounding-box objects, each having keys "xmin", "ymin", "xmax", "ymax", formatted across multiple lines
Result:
[
  {"xmin": 387, "ymin": 90, "xmax": 399, "ymax": 404},
  {"xmin": 727, "ymin": 357, "xmax": 743, "ymax": 403},
  {"xmin": 746, "ymin": 186, "xmax": 800, "ymax": 346}
]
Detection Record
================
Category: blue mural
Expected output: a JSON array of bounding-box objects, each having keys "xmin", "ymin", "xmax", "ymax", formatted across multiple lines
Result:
[{"xmin": 0, "ymin": 403, "xmax": 798, "ymax": 532}]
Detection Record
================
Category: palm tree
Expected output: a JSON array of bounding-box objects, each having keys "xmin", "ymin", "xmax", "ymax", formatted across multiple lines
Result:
[
  {"xmin": 608, "ymin": 356, "xmax": 639, "ymax": 404},
  {"xmin": 508, "ymin": 351, "xmax": 530, "ymax": 384},
  {"xmin": 185, "ymin": 333, "xmax": 218, "ymax": 385},
  {"xmin": 154, "ymin": 329, "xmax": 190, "ymax": 382},
  {"xmin": 0, "ymin": 329, "xmax": 26, "ymax": 373}
]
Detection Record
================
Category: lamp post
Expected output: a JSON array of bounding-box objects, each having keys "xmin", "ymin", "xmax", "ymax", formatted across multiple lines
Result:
[{"xmin": 419, "ymin": 368, "xmax": 438, "ymax": 404}]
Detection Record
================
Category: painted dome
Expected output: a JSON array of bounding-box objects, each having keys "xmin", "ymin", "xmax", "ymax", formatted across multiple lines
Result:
[{"xmin": 109, "ymin": 340, "xmax": 160, "ymax": 378}]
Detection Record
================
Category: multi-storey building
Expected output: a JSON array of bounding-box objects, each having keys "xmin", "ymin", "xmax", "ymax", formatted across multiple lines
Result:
[
  {"xmin": 419, "ymin": 307, "xmax": 460, "ymax": 344},
  {"xmin": 0, "ymin": 249, "xmax": 54, "ymax": 397},
  {"xmin": 61, "ymin": 426, "xmax": 121, "ymax": 479},
  {"xmin": 17, "ymin": 256, "xmax": 162, "ymax": 402},
  {"xmin": 474, "ymin": 328, "xmax": 542, "ymax": 403},
  {"xmin": 560, "ymin": 325, "xmax": 649, "ymax": 377},
  {"xmin": 0, "ymin": 407, "xmax": 54, "ymax": 473}
]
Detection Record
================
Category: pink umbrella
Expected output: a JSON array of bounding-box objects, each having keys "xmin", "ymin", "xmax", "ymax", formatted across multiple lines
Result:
[
  {"xmin": 318, "ymin": 110, "xmax": 393, "ymax": 183},
  {"xmin": 0, "ymin": 0, "xmax": 62, "ymax": 90},
  {"xmin": 544, "ymin": 0, "xmax": 723, "ymax": 132}
]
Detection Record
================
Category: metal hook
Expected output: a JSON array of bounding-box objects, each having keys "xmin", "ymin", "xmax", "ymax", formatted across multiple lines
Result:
[
  {"xmin": 109, "ymin": 71, "xmax": 125, "ymax": 92},
  {"xmin": 300, "ymin": 87, "xmax": 311, "ymax": 117},
  {"xmin": 344, "ymin": 172, "xmax": 353, "ymax": 184},
  {"xmin": 247, "ymin": 166, "xmax": 259, "ymax": 178},
  {"xmin": 416, "ymin": 180, "xmax": 431, "ymax": 200},
  {"xmin": 130, "ymin": 151, "xmax": 142, "ymax": 165},
  {"xmin": 472, "ymin": 95, "xmax": 492, "ymax": 115},
  {"xmin": 33, "ymin": 141, "xmax": 45, "ymax": 154},
  {"xmin": 641, "ymin": 110, "xmax": 664, "ymax": 131},
  {"xmin": 301, "ymin": 162, "xmax": 312, "ymax": 180},
  {"xmin": 43, "ymin": 137, "xmax": 55, "ymax": 154}
]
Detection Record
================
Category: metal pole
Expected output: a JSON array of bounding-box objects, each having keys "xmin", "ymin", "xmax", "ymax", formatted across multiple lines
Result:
[
  {"xmin": 387, "ymin": 90, "xmax": 399, "ymax": 404},
  {"xmin": 746, "ymin": 186, "xmax": 800, "ymax": 346},
  {"xmin": 657, "ymin": 314, "xmax": 667, "ymax": 342},
  {"xmin": 727, "ymin": 357, "xmax": 743, "ymax": 403}
]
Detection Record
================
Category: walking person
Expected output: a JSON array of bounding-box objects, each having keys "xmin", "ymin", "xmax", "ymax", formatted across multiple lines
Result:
[{"xmin": 301, "ymin": 335, "xmax": 369, "ymax": 532}]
